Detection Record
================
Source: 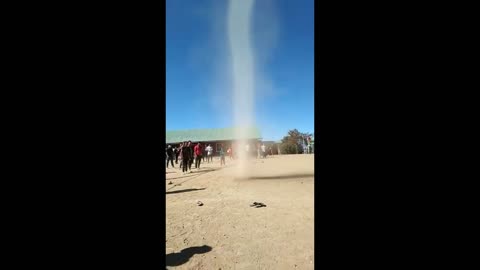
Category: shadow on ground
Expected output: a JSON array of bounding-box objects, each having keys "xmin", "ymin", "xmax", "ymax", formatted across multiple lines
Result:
[
  {"xmin": 190, "ymin": 168, "xmax": 216, "ymax": 174},
  {"xmin": 166, "ymin": 245, "xmax": 212, "ymax": 267},
  {"xmin": 167, "ymin": 168, "xmax": 218, "ymax": 180},
  {"xmin": 166, "ymin": 188, "xmax": 206, "ymax": 195},
  {"xmin": 236, "ymin": 173, "xmax": 314, "ymax": 180}
]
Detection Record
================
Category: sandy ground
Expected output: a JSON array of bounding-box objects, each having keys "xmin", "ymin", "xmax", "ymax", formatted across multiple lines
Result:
[{"xmin": 165, "ymin": 154, "xmax": 314, "ymax": 270}]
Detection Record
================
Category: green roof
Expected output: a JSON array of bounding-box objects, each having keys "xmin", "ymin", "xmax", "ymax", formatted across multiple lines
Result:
[{"xmin": 166, "ymin": 127, "xmax": 262, "ymax": 144}]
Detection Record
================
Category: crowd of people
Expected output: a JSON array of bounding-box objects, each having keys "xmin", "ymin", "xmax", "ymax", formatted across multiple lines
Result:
[
  {"xmin": 166, "ymin": 141, "xmax": 272, "ymax": 174},
  {"xmin": 165, "ymin": 141, "xmax": 227, "ymax": 174},
  {"xmin": 247, "ymin": 142, "xmax": 271, "ymax": 159}
]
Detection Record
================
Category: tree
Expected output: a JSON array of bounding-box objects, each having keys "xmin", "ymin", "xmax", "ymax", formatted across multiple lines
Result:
[{"xmin": 280, "ymin": 129, "xmax": 313, "ymax": 154}]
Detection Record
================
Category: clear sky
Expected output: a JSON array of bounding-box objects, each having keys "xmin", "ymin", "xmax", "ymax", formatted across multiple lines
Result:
[{"xmin": 166, "ymin": 0, "xmax": 313, "ymax": 141}]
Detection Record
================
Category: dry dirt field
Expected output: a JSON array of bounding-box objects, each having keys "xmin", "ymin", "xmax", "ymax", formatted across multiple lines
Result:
[{"xmin": 166, "ymin": 154, "xmax": 314, "ymax": 270}]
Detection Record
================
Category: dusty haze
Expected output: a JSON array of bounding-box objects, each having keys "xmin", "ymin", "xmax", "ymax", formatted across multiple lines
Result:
[{"xmin": 227, "ymin": 0, "xmax": 255, "ymax": 178}]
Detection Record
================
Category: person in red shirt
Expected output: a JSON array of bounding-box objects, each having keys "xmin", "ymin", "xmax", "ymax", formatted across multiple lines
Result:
[{"xmin": 194, "ymin": 142, "xmax": 203, "ymax": 169}]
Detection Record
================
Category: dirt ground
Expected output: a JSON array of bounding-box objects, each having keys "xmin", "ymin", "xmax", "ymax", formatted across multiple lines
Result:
[{"xmin": 166, "ymin": 154, "xmax": 314, "ymax": 270}]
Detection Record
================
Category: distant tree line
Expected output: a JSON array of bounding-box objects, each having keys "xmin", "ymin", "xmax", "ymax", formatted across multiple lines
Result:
[{"xmin": 280, "ymin": 129, "xmax": 312, "ymax": 154}]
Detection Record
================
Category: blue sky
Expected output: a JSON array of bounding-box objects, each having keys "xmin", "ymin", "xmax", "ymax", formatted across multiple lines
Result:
[{"xmin": 166, "ymin": 0, "xmax": 313, "ymax": 141}]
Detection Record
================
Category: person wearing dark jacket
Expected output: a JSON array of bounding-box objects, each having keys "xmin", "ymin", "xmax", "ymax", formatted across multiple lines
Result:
[
  {"xmin": 187, "ymin": 141, "xmax": 194, "ymax": 172},
  {"xmin": 181, "ymin": 141, "xmax": 191, "ymax": 174},
  {"xmin": 166, "ymin": 145, "xmax": 175, "ymax": 168},
  {"xmin": 175, "ymin": 145, "xmax": 180, "ymax": 164}
]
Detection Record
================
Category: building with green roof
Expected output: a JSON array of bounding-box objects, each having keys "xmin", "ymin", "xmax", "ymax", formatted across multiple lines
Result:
[{"xmin": 166, "ymin": 127, "xmax": 262, "ymax": 154}]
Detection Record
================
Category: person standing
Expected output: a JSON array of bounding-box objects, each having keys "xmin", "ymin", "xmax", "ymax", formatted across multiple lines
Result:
[
  {"xmin": 187, "ymin": 141, "xmax": 194, "ymax": 172},
  {"xmin": 181, "ymin": 141, "xmax": 191, "ymax": 174},
  {"xmin": 166, "ymin": 145, "xmax": 175, "ymax": 168},
  {"xmin": 175, "ymin": 145, "xmax": 180, "ymax": 164},
  {"xmin": 219, "ymin": 146, "xmax": 226, "ymax": 166},
  {"xmin": 206, "ymin": 144, "xmax": 213, "ymax": 163},
  {"xmin": 178, "ymin": 143, "xmax": 184, "ymax": 168},
  {"xmin": 261, "ymin": 143, "xmax": 266, "ymax": 158},
  {"xmin": 227, "ymin": 147, "xmax": 233, "ymax": 160},
  {"xmin": 194, "ymin": 142, "xmax": 203, "ymax": 169}
]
